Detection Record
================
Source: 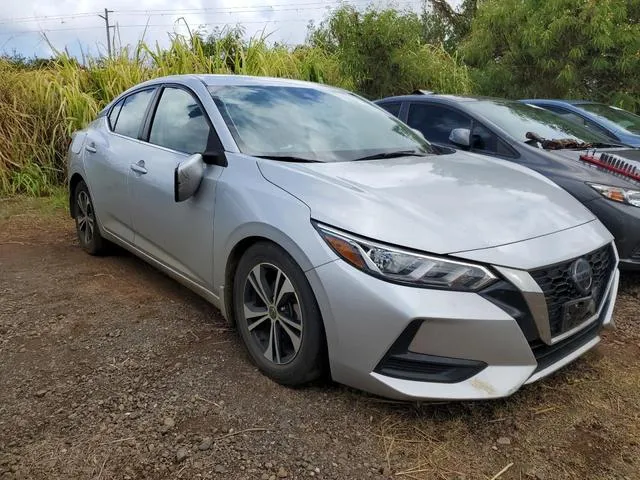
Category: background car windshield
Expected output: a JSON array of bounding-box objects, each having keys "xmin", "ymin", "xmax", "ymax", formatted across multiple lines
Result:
[
  {"xmin": 579, "ymin": 103, "xmax": 640, "ymax": 134},
  {"xmin": 469, "ymin": 100, "xmax": 611, "ymax": 144},
  {"xmin": 209, "ymin": 85, "xmax": 433, "ymax": 162}
]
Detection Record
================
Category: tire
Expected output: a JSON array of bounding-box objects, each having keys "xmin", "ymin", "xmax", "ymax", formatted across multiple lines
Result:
[
  {"xmin": 233, "ymin": 241, "xmax": 326, "ymax": 386},
  {"xmin": 73, "ymin": 180, "xmax": 108, "ymax": 255}
]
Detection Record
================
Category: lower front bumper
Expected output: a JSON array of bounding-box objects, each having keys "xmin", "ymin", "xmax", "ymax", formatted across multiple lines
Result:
[{"xmin": 307, "ymin": 255, "xmax": 619, "ymax": 401}]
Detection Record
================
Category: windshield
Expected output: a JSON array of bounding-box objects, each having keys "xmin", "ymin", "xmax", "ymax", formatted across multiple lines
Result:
[
  {"xmin": 578, "ymin": 103, "xmax": 640, "ymax": 134},
  {"xmin": 467, "ymin": 100, "xmax": 612, "ymax": 146},
  {"xmin": 209, "ymin": 85, "xmax": 434, "ymax": 162}
]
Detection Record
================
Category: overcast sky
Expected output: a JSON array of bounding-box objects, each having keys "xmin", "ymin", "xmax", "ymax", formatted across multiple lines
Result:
[{"xmin": 0, "ymin": 0, "xmax": 430, "ymax": 59}]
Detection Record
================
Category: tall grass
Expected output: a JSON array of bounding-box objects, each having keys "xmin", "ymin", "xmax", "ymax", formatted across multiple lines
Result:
[{"xmin": 0, "ymin": 33, "xmax": 470, "ymax": 196}]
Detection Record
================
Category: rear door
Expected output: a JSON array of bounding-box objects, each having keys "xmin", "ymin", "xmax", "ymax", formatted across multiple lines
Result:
[
  {"xmin": 128, "ymin": 85, "xmax": 225, "ymax": 287},
  {"xmin": 84, "ymin": 88, "xmax": 157, "ymax": 242}
]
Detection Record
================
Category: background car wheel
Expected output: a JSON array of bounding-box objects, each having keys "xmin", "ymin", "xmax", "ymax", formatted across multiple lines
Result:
[
  {"xmin": 74, "ymin": 180, "xmax": 108, "ymax": 255},
  {"xmin": 233, "ymin": 241, "xmax": 326, "ymax": 386}
]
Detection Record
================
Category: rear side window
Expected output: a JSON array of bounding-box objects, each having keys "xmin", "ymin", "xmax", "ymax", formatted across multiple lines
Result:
[
  {"xmin": 113, "ymin": 89, "xmax": 155, "ymax": 139},
  {"xmin": 149, "ymin": 87, "xmax": 211, "ymax": 154},
  {"xmin": 380, "ymin": 102, "xmax": 401, "ymax": 118},
  {"xmin": 407, "ymin": 103, "xmax": 472, "ymax": 145}
]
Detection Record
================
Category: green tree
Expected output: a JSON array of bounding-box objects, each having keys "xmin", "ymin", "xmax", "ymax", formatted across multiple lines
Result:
[
  {"xmin": 306, "ymin": 5, "xmax": 472, "ymax": 98},
  {"xmin": 462, "ymin": 0, "xmax": 640, "ymax": 110},
  {"xmin": 421, "ymin": 0, "xmax": 480, "ymax": 52}
]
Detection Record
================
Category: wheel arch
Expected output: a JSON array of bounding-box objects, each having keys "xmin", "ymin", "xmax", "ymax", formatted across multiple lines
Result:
[
  {"xmin": 68, "ymin": 173, "xmax": 85, "ymax": 218},
  {"xmin": 220, "ymin": 223, "xmax": 330, "ymax": 329}
]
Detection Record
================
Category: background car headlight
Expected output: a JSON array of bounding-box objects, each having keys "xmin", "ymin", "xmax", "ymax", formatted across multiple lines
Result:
[
  {"xmin": 314, "ymin": 223, "xmax": 497, "ymax": 291},
  {"xmin": 588, "ymin": 183, "xmax": 640, "ymax": 207}
]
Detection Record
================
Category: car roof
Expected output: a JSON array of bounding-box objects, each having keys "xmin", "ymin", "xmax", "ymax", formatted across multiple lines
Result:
[
  {"xmin": 136, "ymin": 73, "xmax": 337, "ymax": 90},
  {"xmin": 521, "ymin": 99, "xmax": 600, "ymax": 106},
  {"xmin": 376, "ymin": 93, "xmax": 508, "ymax": 105}
]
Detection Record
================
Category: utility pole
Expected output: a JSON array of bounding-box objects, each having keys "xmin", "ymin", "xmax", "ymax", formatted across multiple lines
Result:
[{"xmin": 98, "ymin": 8, "xmax": 114, "ymax": 57}]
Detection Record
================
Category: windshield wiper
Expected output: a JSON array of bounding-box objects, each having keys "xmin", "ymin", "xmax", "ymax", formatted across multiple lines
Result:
[
  {"xmin": 585, "ymin": 142, "xmax": 624, "ymax": 149},
  {"xmin": 255, "ymin": 155, "xmax": 321, "ymax": 163},
  {"xmin": 524, "ymin": 132, "xmax": 620, "ymax": 150},
  {"xmin": 353, "ymin": 150, "xmax": 428, "ymax": 161}
]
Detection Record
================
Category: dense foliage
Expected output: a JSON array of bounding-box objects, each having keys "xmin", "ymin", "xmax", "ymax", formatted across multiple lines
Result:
[
  {"xmin": 0, "ymin": 0, "xmax": 638, "ymax": 195},
  {"xmin": 463, "ymin": 0, "xmax": 640, "ymax": 110},
  {"xmin": 306, "ymin": 6, "xmax": 471, "ymax": 98}
]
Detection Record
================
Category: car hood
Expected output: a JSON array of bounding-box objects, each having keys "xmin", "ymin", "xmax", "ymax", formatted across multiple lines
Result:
[
  {"xmin": 549, "ymin": 147, "xmax": 640, "ymax": 188},
  {"xmin": 258, "ymin": 152, "xmax": 596, "ymax": 254}
]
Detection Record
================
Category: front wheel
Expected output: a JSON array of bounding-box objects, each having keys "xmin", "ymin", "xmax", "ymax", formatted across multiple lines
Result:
[
  {"xmin": 74, "ymin": 180, "xmax": 108, "ymax": 255},
  {"xmin": 233, "ymin": 242, "xmax": 326, "ymax": 386}
]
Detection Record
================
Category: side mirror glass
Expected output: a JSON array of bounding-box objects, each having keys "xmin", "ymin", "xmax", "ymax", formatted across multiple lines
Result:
[
  {"xmin": 174, "ymin": 153, "xmax": 205, "ymax": 202},
  {"xmin": 449, "ymin": 128, "xmax": 471, "ymax": 148}
]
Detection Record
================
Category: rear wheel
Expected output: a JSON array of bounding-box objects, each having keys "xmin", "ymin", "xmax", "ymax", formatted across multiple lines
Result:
[
  {"xmin": 233, "ymin": 242, "xmax": 326, "ymax": 386},
  {"xmin": 74, "ymin": 180, "xmax": 108, "ymax": 255}
]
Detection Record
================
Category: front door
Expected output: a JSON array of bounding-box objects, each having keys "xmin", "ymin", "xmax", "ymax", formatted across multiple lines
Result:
[{"xmin": 129, "ymin": 86, "xmax": 224, "ymax": 287}]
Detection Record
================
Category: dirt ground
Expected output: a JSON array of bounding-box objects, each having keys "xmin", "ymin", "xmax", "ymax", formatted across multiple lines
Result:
[{"xmin": 1, "ymin": 196, "xmax": 639, "ymax": 480}]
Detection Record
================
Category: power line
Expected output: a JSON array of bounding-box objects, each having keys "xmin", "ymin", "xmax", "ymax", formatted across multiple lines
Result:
[
  {"xmin": 0, "ymin": 0, "xmax": 416, "ymax": 26},
  {"xmin": 0, "ymin": 19, "xmax": 314, "ymax": 36}
]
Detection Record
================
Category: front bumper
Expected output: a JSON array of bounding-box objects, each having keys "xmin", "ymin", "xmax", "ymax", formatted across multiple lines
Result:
[
  {"xmin": 307, "ymin": 230, "xmax": 618, "ymax": 401},
  {"xmin": 583, "ymin": 197, "xmax": 640, "ymax": 270}
]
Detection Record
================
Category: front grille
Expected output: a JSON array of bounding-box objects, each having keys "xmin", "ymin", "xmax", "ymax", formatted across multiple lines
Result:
[
  {"xmin": 529, "ymin": 245, "xmax": 615, "ymax": 337},
  {"xmin": 530, "ymin": 319, "xmax": 601, "ymax": 373}
]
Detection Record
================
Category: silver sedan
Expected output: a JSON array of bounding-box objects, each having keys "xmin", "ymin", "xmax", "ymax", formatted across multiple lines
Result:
[{"xmin": 67, "ymin": 75, "xmax": 619, "ymax": 400}]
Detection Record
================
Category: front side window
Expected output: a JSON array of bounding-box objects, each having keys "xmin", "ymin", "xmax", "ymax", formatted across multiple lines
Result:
[
  {"xmin": 379, "ymin": 102, "xmax": 401, "ymax": 118},
  {"xmin": 113, "ymin": 89, "xmax": 155, "ymax": 139},
  {"xmin": 149, "ymin": 87, "xmax": 211, "ymax": 154},
  {"xmin": 407, "ymin": 104, "xmax": 472, "ymax": 145},
  {"xmin": 471, "ymin": 124, "xmax": 513, "ymax": 156},
  {"xmin": 209, "ymin": 85, "xmax": 434, "ymax": 162}
]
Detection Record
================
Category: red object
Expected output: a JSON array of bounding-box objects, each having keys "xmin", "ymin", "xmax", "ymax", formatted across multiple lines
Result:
[{"xmin": 579, "ymin": 154, "xmax": 640, "ymax": 182}]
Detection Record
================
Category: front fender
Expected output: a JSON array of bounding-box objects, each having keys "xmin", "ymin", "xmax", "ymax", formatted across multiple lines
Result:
[{"xmin": 211, "ymin": 153, "xmax": 337, "ymax": 295}]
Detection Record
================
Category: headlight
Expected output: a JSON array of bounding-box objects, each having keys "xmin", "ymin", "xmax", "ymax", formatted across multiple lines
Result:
[
  {"xmin": 314, "ymin": 223, "xmax": 497, "ymax": 291},
  {"xmin": 588, "ymin": 183, "xmax": 640, "ymax": 207}
]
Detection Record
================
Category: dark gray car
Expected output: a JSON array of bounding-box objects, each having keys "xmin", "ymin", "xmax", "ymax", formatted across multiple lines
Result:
[{"xmin": 376, "ymin": 94, "xmax": 640, "ymax": 270}]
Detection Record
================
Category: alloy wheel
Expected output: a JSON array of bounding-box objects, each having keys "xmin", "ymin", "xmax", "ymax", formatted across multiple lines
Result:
[
  {"xmin": 76, "ymin": 190, "xmax": 95, "ymax": 246},
  {"xmin": 242, "ymin": 263, "xmax": 303, "ymax": 365}
]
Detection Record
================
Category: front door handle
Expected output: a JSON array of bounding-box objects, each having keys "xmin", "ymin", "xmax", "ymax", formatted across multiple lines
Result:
[
  {"xmin": 85, "ymin": 144, "xmax": 97, "ymax": 153},
  {"xmin": 130, "ymin": 160, "xmax": 148, "ymax": 175}
]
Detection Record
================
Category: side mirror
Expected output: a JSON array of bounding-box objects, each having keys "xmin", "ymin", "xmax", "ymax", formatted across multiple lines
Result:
[
  {"xmin": 449, "ymin": 128, "xmax": 471, "ymax": 148},
  {"xmin": 411, "ymin": 128, "xmax": 426, "ymax": 141},
  {"xmin": 174, "ymin": 153, "xmax": 205, "ymax": 202}
]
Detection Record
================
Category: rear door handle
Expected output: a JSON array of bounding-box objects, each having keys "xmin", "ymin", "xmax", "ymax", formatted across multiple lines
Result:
[
  {"xmin": 85, "ymin": 144, "xmax": 97, "ymax": 153},
  {"xmin": 130, "ymin": 160, "xmax": 148, "ymax": 175}
]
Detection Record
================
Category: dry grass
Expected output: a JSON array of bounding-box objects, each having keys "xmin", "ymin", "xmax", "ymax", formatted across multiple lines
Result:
[
  {"xmin": 357, "ymin": 274, "xmax": 640, "ymax": 479},
  {"xmin": 0, "ymin": 33, "xmax": 472, "ymax": 197}
]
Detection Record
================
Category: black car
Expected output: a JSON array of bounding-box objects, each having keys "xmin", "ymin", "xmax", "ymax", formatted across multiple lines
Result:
[{"xmin": 376, "ymin": 93, "xmax": 640, "ymax": 270}]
